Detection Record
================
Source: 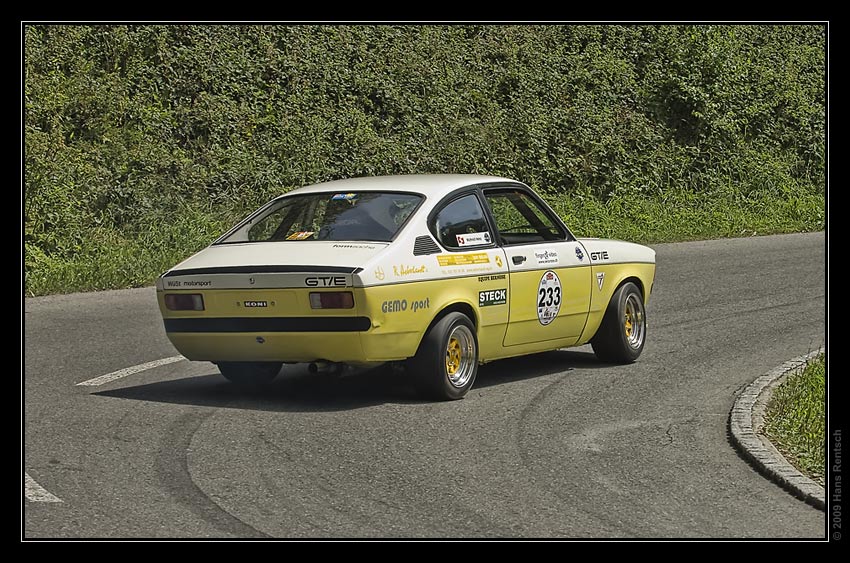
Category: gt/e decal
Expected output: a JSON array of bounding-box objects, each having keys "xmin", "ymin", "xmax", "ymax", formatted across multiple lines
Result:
[
  {"xmin": 305, "ymin": 276, "xmax": 346, "ymax": 287},
  {"xmin": 590, "ymin": 250, "xmax": 609, "ymax": 261},
  {"xmin": 479, "ymin": 288, "xmax": 507, "ymax": 307},
  {"xmin": 243, "ymin": 300, "xmax": 268, "ymax": 308},
  {"xmin": 537, "ymin": 270, "xmax": 562, "ymax": 326}
]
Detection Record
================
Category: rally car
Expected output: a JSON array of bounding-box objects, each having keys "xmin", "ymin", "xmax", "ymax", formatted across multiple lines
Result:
[{"xmin": 157, "ymin": 175, "xmax": 656, "ymax": 400}]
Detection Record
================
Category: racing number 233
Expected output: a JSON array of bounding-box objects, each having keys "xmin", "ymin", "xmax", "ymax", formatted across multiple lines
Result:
[
  {"xmin": 537, "ymin": 270, "xmax": 563, "ymax": 326},
  {"xmin": 538, "ymin": 286, "xmax": 561, "ymax": 308}
]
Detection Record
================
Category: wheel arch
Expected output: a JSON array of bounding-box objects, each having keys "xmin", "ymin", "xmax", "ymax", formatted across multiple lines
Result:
[
  {"xmin": 617, "ymin": 276, "xmax": 646, "ymax": 303},
  {"xmin": 577, "ymin": 271, "xmax": 649, "ymax": 346},
  {"xmin": 415, "ymin": 301, "xmax": 479, "ymax": 353}
]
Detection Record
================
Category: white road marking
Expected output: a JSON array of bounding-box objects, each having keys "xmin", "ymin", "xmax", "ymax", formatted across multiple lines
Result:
[
  {"xmin": 76, "ymin": 356, "xmax": 185, "ymax": 387},
  {"xmin": 24, "ymin": 473, "xmax": 62, "ymax": 503}
]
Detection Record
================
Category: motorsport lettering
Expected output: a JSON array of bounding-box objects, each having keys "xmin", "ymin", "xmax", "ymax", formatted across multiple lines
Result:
[{"xmin": 165, "ymin": 280, "xmax": 212, "ymax": 287}]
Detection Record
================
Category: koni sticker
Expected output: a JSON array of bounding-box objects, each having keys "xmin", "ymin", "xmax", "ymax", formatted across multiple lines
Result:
[
  {"xmin": 456, "ymin": 232, "xmax": 491, "ymax": 247},
  {"xmin": 537, "ymin": 270, "xmax": 562, "ymax": 326},
  {"xmin": 436, "ymin": 253, "xmax": 490, "ymax": 267},
  {"xmin": 534, "ymin": 249, "xmax": 559, "ymax": 265}
]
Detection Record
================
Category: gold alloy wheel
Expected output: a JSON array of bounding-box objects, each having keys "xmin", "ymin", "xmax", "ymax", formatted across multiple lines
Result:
[
  {"xmin": 446, "ymin": 338, "xmax": 462, "ymax": 375},
  {"xmin": 444, "ymin": 324, "xmax": 475, "ymax": 388},
  {"xmin": 623, "ymin": 293, "xmax": 645, "ymax": 349}
]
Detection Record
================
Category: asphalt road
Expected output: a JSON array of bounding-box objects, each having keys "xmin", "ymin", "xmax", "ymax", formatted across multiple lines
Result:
[{"xmin": 23, "ymin": 232, "xmax": 826, "ymax": 538}]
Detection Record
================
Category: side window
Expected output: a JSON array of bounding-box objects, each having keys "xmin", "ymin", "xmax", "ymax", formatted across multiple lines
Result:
[
  {"xmin": 433, "ymin": 194, "xmax": 493, "ymax": 250},
  {"xmin": 484, "ymin": 189, "xmax": 567, "ymax": 245}
]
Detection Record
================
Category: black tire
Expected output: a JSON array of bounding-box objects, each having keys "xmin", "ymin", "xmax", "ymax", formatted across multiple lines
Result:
[
  {"xmin": 218, "ymin": 361, "xmax": 282, "ymax": 387},
  {"xmin": 591, "ymin": 282, "xmax": 646, "ymax": 363},
  {"xmin": 408, "ymin": 312, "xmax": 478, "ymax": 400}
]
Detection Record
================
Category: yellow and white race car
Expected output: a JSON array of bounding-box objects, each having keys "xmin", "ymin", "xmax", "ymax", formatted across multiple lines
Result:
[{"xmin": 157, "ymin": 175, "xmax": 656, "ymax": 400}]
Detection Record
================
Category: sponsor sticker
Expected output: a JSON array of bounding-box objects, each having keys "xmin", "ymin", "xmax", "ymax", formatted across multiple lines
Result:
[
  {"xmin": 456, "ymin": 232, "xmax": 491, "ymax": 247},
  {"xmin": 534, "ymin": 249, "xmax": 559, "ymax": 265},
  {"xmin": 596, "ymin": 272, "xmax": 605, "ymax": 291},
  {"xmin": 286, "ymin": 231, "xmax": 315, "ymax": 240},
  {"xmin": 495, "ymin": 255, "xmax": 503, "ymax": 267},
  {"xmin": 437, "ymin": 253, "xmax": 491, "ymax": 267},
  {"xmin": 537, "ymin": 270, "xmax": 562, "ymax": 326},
  {"xmin": 575, "ymin": 247, "xmax": 584, "ymax": 261},
  {"xmin": 479, "ymin": 288, "xmax": 507, "ymax": 307},
  {"xmin": 374, "ymin": 266, "xmax": 385, "ymax": 281},
  {"xmin": 243, "ymin": 300, "xmax": 268, "ymax": 308},
  {"xmin": 331, "ymin": 193, "xmax": 359, "ymax": 201}
]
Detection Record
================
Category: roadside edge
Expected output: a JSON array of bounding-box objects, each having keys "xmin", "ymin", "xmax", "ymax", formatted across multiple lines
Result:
[{"xmin": 729, "ymin": 347, "xmax": 825, "ymax": 510}]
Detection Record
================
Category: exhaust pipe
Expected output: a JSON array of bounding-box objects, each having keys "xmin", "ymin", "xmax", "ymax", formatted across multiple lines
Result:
[{"xmin": 308, "ymin": 361, "xmax": 343, "ymax": 375}]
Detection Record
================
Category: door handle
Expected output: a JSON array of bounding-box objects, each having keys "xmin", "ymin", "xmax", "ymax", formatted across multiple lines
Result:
[{"xmin": 511, "ymin": 255, "xmax": 526, "ymax": 265}]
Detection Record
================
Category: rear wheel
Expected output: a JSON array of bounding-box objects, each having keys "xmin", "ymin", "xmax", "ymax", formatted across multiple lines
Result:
[
  {"xmin": 591, "ymin": 282, "xmax": 646, "ymax": 363},
  {"xmin": 409, "ymin": 312, "xmax": 478, "ymax": 400},
  {"xmin": 218, "ymin": 361, "xmax": 282, "ymax": 387}
]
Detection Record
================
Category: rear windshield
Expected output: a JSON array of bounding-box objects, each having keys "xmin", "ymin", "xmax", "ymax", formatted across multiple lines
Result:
[{"xmin": 216, "ymin": 191, "xmax": 423, "ymax": 244}]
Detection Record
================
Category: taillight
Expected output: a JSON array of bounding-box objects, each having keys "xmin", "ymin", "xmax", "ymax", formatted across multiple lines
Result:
[
  {"xmin": 164, "ymin": 293, "xmax": 205, "ymax": 311},
  {"xmin": 309, "ymin": 292, "xmax": 354, "ymax": 309}
]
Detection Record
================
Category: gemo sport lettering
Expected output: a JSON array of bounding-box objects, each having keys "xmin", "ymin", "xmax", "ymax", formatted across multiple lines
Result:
[
  {"xmin": 381, "ymin": 298, "xmax": 430, "ymax": 313},
  {"xmin": 305, "ymin": 276, "xmax": 346, "ymax": 287}
]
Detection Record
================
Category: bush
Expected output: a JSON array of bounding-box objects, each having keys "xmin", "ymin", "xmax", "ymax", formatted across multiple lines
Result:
[{"xmin": 24, "ymin": 24, "xmax": 825, "ymax": 295}]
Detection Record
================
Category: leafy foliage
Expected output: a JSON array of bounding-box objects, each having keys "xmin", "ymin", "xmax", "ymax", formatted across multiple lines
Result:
[{"xmin": 24, "ymin": 25, "xmax": 825, "ymax": 295}]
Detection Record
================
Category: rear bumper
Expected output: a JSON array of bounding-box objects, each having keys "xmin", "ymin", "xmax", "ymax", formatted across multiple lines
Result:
[{"xmin": 165, "ymin": 328, "xmax": 422, "ymax": 364}]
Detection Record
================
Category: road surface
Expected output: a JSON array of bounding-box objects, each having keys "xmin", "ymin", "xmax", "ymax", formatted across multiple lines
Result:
[{"xmin": 23, "ymin": 232, "xmax": 826, "ymax": 538}]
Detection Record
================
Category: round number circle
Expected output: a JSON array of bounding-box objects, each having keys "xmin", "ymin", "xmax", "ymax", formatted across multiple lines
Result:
[{"xmin": 537, "ymin": 270, "xmax": 562, "ymax": 326}]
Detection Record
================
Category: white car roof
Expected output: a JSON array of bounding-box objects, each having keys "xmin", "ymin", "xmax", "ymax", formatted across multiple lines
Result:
[{"xmin": 280, "ymin": 174, "xmax": 522, "ymax": 202}]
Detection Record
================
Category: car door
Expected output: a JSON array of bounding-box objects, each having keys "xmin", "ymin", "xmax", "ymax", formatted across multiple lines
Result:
[
  {"xmin": 429, "ymin": 191, "xmax": 511, "ymax": 359},
  {"xmin": 481, "ymin": 187, "xmax": 592, "ymax": 348}
]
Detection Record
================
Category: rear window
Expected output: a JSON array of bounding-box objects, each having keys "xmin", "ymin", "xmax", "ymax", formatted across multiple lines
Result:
[{"xmin": 217, "ymin": 192, "xmax": 423, "ymax": 244}]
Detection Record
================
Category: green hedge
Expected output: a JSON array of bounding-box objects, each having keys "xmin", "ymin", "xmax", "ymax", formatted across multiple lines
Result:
[{"xmin": 24, "ymin": 25, "xmax": 825, "ymax": 295}]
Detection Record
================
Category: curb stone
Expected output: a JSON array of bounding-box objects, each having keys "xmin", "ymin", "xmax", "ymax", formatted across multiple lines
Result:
[{"xmin": 729, "ymin": 347, "xmax": 825, "ymax": 510}]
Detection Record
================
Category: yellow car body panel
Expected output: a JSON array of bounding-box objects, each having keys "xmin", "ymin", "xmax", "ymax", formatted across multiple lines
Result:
[{"xmin": 156, "ymin": 175, "xmax": 656, "ymax": 369}]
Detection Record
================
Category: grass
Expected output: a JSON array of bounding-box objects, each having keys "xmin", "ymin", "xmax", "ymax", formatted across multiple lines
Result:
[
  {"xmin": 763, "ymin": 354, "xmax": 826, "ymax": 485},
  {"xmin": 23, "ymin": 186, "xmax": 824, "ymax": 297}
]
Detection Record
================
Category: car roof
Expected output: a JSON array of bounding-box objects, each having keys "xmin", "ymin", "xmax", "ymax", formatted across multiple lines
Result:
[{"xmin": 280, "ymin": 174, "xmax": 523, "ymax": 201}]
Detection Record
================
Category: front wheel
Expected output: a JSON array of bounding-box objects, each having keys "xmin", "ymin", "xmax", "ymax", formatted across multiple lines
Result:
[
  {"xmin": 409, "ymin": 312, "xmax": 478, "ymax": 400},
  {"xmin": 218, "ymin": 361, "xmax": 282, "ymax": 387},
  {"xmin": 591, "ymin": 282, "xmax": 646, "ymax": 363}
]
